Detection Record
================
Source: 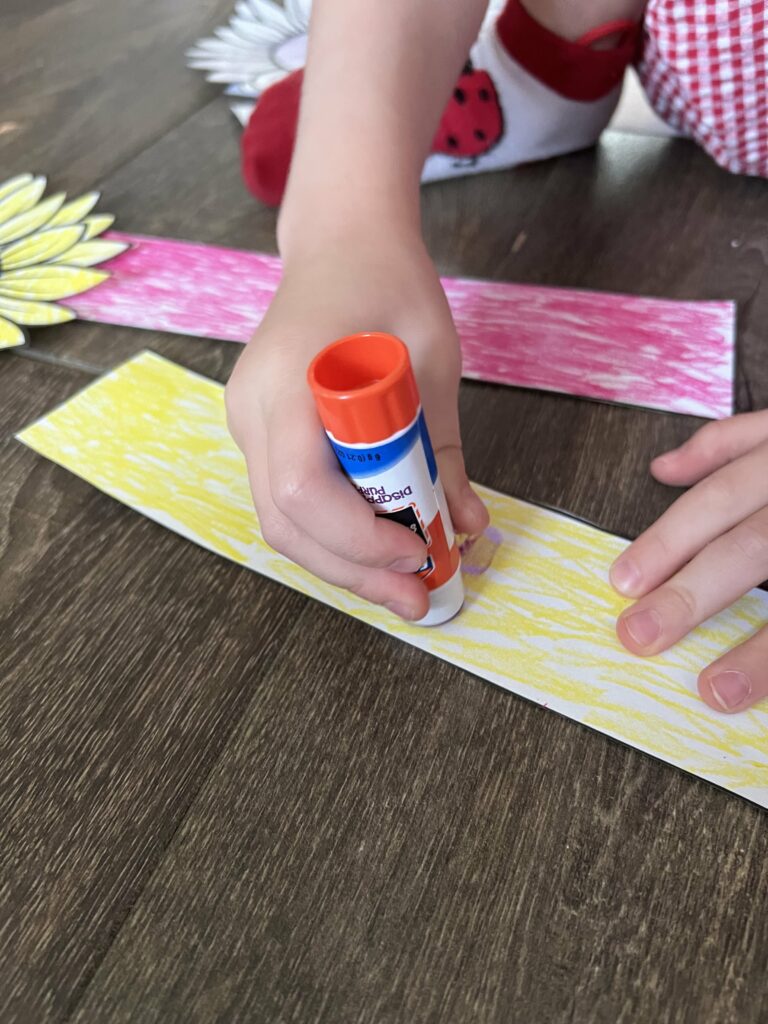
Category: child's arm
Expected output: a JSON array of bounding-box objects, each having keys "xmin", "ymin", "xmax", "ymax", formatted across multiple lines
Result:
[
  {"xmin": 611, "ymin": 412, "xmax": 768, "ymax": 713},
  {"xmin": 226, "ymin": 0, "xmax": 490, "ymax": 621},
  {"xmin": 277, "ymin": 0, "xmax": 490, "ymax": 258}
]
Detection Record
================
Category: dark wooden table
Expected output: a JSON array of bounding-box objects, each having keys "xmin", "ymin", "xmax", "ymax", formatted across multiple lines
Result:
[{"xmin": 3, "ymin": 4, "xmax": 767, "ymax": 1022}]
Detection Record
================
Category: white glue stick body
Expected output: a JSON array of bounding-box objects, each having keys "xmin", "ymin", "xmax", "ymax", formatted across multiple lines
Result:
[{"xmin": 308, "ymin": 332, "xmax": 464, "ymax": 626}]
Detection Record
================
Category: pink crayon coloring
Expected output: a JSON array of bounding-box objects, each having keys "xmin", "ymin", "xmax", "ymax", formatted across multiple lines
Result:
[{"xmin": 68, "ymin": 232, "xmax": 736, "ymax": 420}]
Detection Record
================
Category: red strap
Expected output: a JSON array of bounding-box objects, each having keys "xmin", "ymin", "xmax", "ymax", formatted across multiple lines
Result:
[
  {"xmin": 496, "ymin": 0, "xmax": 640, "ymax": 102},
  {"xmin": 577, "ymin": 19, "xmax": 638, "ymax": 49}
]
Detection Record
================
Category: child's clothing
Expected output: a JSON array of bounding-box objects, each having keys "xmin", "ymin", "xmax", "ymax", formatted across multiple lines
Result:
[
  {"xmin": 421, "ymin": 0, "xmax": 638, "ymax": 184},
  {"xmin": 640, "ymin": 0, "xmax": 768, "ymax": 177},
  {"xmin": 241, "ymin": 0, "xmax": 768, "ymax": 206}
]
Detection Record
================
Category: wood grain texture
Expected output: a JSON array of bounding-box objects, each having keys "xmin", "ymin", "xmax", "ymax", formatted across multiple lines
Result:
[
  {"xmin": 421, "ymin": 132, "xmax": 768, "ymax": 413},
  {"xmin": 1, "ymin": 438, "xmax": 308, "ymax": 1019},
  {"xmin": 0, "ymin": 0, "xmax": 234, "ymax": 192},
  {"xmin": 1, "ymin": 366, "xmax": 307, "ymax": 1022},
  {"xmin": 2, "ymin": 3, "xmax": 768, "ymax": 1021},
  {"xmin": 71, "ymin": 604, "xmax": 768, "ymax": 1024}
]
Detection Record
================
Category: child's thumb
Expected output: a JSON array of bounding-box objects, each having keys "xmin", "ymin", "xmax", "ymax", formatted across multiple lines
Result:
[{"xmin": 436, "ymin": 445, "xmax": 490, "ymax": 537}]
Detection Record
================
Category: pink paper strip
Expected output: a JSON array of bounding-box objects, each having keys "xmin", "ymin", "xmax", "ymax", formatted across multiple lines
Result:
[{"xmin": 68, "ymin": 231, "xmax": 736, "ymax": 418}]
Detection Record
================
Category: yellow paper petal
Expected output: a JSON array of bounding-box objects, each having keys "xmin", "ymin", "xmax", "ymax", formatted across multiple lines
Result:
[
  {"xmin": 0, "ymin": 225, "xmax": 84, "ymax": 270},
  {"xmin": 0, "ymin": 296, "xmax": 75, "ymax": 326},
  {"xmin": 80, "ymin": 214, "xmax": 115, "ymax": 240},
  {"xmin": 0, "ymin": 176, "xmax": 46, "ymax": 227},
  {"xmin": 0, "ymin": 174, "xmax": 34, "ymax": 204},
  {"xmin": 48, "ymin": 191, "xmax": 101, "ymax": 227},
  {"xmin": 48, "ymin": 239, "xmax": 127, "ymax": 268},
  {"xmin": 0, "ymin": 266, "xmax": 109, "ymax": 301},
  {"xmin": 0, "ymin": 315, "xmax": 26, "ymax": 348},
  {"xmin": 0, "ymin": 193, "xmax": 66, "ymax": 245}
]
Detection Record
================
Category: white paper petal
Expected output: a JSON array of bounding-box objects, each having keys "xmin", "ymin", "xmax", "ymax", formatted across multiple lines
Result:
[{"xmin": 230, "ymin": 101, "xmax": 257, "ymax": 126}]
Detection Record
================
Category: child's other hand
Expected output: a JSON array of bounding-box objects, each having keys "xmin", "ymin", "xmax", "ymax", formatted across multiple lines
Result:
[
  {"xmin": 225, "ymin": 230, "xmax": 489, "ymax": 621},
  {"xmin": 610, "ymin": 411, "xmax": 768, "ymax": 713}
]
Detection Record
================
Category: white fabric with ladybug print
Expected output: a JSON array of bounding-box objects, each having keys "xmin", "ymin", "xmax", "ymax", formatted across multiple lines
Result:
[{"xmin": 421, "ymin": 17, "xmax": 622, "ymax": 184}]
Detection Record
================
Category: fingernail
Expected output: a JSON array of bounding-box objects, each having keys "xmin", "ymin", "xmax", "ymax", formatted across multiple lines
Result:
[
  {"xmin": 622, "ymin": 608, "xmax": 662, "ymax": 647},
  {"xmin": 610, "ymin": 556, "xmax": 642, "ymax": 595},
  {"xmin": 709, "ymin": 671, "xmax": 752, "ymax": 711},
  {"xmin": 389, "ymin": 555, "xmax": 424, "ymax": 573},
  {"xmin": 385, "ymin": 601, "xmax": 417, "ymax": 621},
  {"xmin": 458, "ymin": 534, "xmax": 479, "ymax": 555}
]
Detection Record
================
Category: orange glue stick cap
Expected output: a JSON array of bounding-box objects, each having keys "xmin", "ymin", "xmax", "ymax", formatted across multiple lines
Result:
[{"xmin": 307, "ymin": 332, "xmax": 420, "ymax": 442}]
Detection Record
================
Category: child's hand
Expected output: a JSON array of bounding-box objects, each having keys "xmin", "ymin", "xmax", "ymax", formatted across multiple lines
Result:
[
  {"xmin": 610, "ymin": 411, "xmax": 768, "ymax": 713},
  {"xmin": 227, "ymin": 0, "xmax": 491, "ymax": 619},
  {"xmin": 225, "ymin": 231, "xmax": 489, "ymax": 621}
]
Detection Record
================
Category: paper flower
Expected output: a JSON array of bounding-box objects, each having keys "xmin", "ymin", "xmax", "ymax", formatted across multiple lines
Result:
[
  {"xmin": 0, "ymin": 173, "xmax": 127, "ymax": 349},
  {"xmin": 187, "ymin": 0, "xmax": 507, "ymax": 127},
  {"xmin": 186, "ymin": 0, "xmax": 310, "ymax": 109}
]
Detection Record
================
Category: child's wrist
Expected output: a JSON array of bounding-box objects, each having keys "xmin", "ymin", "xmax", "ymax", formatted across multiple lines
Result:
[{"xmin": 277, "ymin": 190, "xmax": 421, "ymax": 268}]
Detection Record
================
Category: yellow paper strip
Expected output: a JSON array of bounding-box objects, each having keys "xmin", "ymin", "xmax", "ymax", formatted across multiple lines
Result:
[{"xmin": 17, "ymin": 351, "xmax": 768, "ymax": 807}]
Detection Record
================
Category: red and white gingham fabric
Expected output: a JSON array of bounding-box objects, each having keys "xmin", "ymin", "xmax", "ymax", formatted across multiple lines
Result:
[{"xmin": 639, "ymin": 0, "xmax": 768, "ymax": 176}]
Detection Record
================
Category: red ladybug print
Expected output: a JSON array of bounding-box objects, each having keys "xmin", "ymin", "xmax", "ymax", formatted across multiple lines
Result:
[{"xmin": 432, "ymin": 60, "xmax": 504, "ymax": 161}]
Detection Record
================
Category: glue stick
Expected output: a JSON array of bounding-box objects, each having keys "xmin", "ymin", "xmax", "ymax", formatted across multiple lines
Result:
[{"xmin": 308, "ymin": 332, "xmax": 463, "ymax": 626}]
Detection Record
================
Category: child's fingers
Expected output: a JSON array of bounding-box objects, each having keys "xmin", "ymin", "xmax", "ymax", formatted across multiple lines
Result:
[
  {"xmin": 416, "ymin": 347, "xmax": 486, "ymax": 537},
  {"xmin": 435, "ymin": 444, "xmax": 490, "ymax": 537},
  {"xmin": 698, "ymin": 624, "xmax": 768, "ymax": 713},
  {"xmin": 611, "ymin": 440, "xmax": 768, "ymax": 598},
  {"xmin": 266, "ymin": 399, "xmax": 427, "ymax": 572},
  {"xmin": 263, "ymin": 520, "xmax": 431, "ymax": 620},
  {"xmin": 616, "ymin": 506, "xmax": 768, "ymax": 657},
  {"xmin": 248, "ymin": 457, "xmax": 430, "ymax": 620},
  {"xmin": 651, "ymin": 410, "xmax": 768, "ymax": 486}
]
